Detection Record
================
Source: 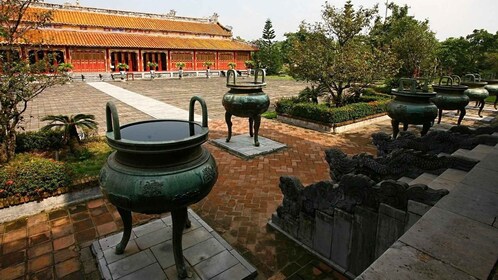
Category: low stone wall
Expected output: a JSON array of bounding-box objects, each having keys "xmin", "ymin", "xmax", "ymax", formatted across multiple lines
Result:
[
  {"xmin": 277, "ymin": 114, "xmax": 389, "ymax": 133},
  {"xmin": 270, "ymin": 195, "xmax": 432, "ymax": 278}
]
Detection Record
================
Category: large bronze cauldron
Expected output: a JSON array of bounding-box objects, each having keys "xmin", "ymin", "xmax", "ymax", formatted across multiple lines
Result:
[
  {"xmin": 387, "ymin": 78, "xmax": 437, "ymax": 138},
  {"xmin": 223, "ymin": 69, "xmax": 270, "ymax": 146},
  {"xmin": 431, "ymin": 75, "xmax": 469, "ymax": 125},
  {"xmin": 483, "ymin": 75, "xmax": 498, "ymax": 109},
  {"xmin": 99, "ymin": 96, "xmax": 218, "ymax": 279},
  {"xmin": 461, "ymin": 74, "xmax": 489, "ymax": 117}
]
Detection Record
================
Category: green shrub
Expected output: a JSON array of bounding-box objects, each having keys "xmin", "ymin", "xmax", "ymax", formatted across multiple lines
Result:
[
  {"xmin": 262, "ymin": 111, "xmax": 277, "ymax": 119},
  {"xmin": 3, "ymin": 157, "xmax": 70, "ymax": 195},
  {"xmin": 276, "ymin": 97, "xmax": 391, "ymax": 124},
  {"xmin": 16, "ymin": 130, "xmax": 64, "ymax": 152}
]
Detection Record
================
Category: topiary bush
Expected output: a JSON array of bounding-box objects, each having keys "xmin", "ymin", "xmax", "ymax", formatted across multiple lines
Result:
[
  {"xmin": 16, "ymin": 130, "xmax": 64, "ymax": 153},
  {"xmin": 275, "ymin": 95, "xmax": 391, "ymax": 124},
  {"xmin": 1, "ymin": 157, "xmax": 71, "ymax": 196}
]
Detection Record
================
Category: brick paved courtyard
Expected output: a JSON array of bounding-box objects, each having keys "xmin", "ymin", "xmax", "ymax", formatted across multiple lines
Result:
[{"xmin": 1, "ymin": 77, "xmax": 493, "ymax": 279}]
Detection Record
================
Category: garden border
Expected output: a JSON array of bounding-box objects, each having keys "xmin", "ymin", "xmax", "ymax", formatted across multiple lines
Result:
[{"xmin": 277, "ymin": 113, "xmax": 389, "ymax": 133}]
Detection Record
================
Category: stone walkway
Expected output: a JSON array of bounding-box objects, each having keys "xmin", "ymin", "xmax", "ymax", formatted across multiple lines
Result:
[{"xmin": 1, "ymin": 77, "xmax": 497, "ymax": 280}]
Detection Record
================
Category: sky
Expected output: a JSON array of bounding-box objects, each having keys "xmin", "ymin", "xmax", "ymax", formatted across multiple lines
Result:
[{"xmin": 44, "ymin": 0, "xmax": 498, "ymax": 41}]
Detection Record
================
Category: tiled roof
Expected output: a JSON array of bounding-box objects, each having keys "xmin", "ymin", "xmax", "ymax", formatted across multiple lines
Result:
[
  {"xmin": 27, "ymin": 7, "xmax": 232, "ymax": 37},
  {"xmin": 25, "ymin": 29, "xmax": 256, "ymax": 51}
]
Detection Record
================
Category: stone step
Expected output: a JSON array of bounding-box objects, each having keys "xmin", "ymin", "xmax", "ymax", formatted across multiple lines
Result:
[
  {"xmin": 427, "ymin": 168, "xmax": 468, "ymax": 192},
  {"xmin": 397, "ymin": 176, "xmax": 413, "ymax": 184},
  {"xmin": 408, "ymin": 173, "xmax": 438, "ymax": 186},
  {"xmin": 451, "ymin": 144, "xmax": 493, "ymax": 161}
]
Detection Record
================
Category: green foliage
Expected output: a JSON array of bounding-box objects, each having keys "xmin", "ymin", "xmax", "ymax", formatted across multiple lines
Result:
[
  {"xmin": 203, "ymin": 61, "xmax": 213, "ymax": 68},
  {"xmin": 252, "ymin": 19, "xmax": 284, "ymax": 75},
  {"xmin": 41, "ymin": 114, "xmax": 98, "ymax": 154},
  {"xmin": 147, "ymin": 61, "xmax": 158, "ymax": 69},
  {"xmin": 15, "ymin": 130, "xmax": 64, "ymax": 152},
  {"xmin": 275, "ymin": 97, "xmax": 390, "ymax": 124},
  {"xmin": 261, "ymin": 111, "xmax": 277, "ymax": 119},
  {"xmin": 0, "ymin": 0, "xmax": 71, "ymax": 163},
  {"xmin": 370, "ymin": 3, "xmax": 438, "ymax": 78},
  {"xmin": 286, "ymin": 1, "xmax": 398, "ymax": 107},
  {"xmin": 227, "ymin": 62, "xmax": 236, "ymax": 69},
  {"xmin": 116, "ymin": 63, "xmax": 129, "ymax": 70},
  {"xmin": 437, "ymin": 30, "xmax": 498, "ymax": 76},
  {"xmin": 175, "ymin": 62, "xmax": 186, "ymax": 69},
  {"xmin": 64, "ymin": 139, "xmax": 112, "ymax": 178},
  {"xmin": 1, "ymin": 156, "xmax": 70, "ymax": 196}
]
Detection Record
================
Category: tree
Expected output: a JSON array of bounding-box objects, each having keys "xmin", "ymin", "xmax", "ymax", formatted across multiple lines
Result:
[
  {"xmin": 437, "ymin": 30, "xmax": 498, "ymax": 76},
  {"xmin": 287, "ymin": 1, "xmax": 398, "ymax": 106},
  {"xmin": 41, "ymin": 114, "xmax": 98, "ymax": 154},
  {"xmin": 252, "ymin": 19, "xmax": 283, "ymax": 75},
  {"xmin": 0, "ymin": 0, "xmax": 72, "ymax": 163},
  {"xmin": 370, "ymin": 3, "xmax": 438, "ymax": 78}
]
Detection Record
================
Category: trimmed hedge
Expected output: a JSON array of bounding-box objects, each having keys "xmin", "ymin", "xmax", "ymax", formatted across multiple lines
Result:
[
  {"xmin": 16, "ymin": 130, "xmax": 64, "ymax": 153},
  {"xmin": 275, "ymin": 94, "xmax": 391, "ymax": 124}
]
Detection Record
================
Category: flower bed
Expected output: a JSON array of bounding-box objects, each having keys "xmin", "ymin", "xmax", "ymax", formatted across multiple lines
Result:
[{"xmin": 275, "ymin": 93, "xmax": 391, "ymax": 132}]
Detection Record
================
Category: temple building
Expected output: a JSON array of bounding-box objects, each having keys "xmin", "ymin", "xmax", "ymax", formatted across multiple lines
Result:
[{"xmin": 17, "ymin": 2, "xmax": 256, "ymax": 73}]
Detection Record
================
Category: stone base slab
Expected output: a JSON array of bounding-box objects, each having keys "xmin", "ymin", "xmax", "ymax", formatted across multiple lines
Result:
[
  {"xmin": 92, "ymin": 209, "xmax": 257, "ymax": 280},
  {"xmin": 211, "ymin": 135, "xmax": 286, "ymax": 159}
]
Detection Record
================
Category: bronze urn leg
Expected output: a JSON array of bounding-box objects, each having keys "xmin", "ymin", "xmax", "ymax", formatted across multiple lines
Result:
[
  {"xmin": 115, "ymin": 207, "xmax": 132, "ymax": 254},
  {"xmin": 457, "ymin": 108, "xmax": 466, "ymax": 125},
  {"xmin": 253, "ymin": 115, "xmax": 261, "ymax": 147},
  {"xmin": 172, "ymin": 207, "xmax": 189, "ymax": 279},
  {"xmin": 437, "ymin": 109, "xmax": 443, "ymax": 124},
  {"xmin": 249, "ymin": 117, "xmax": 254, "ymax": 137},
  {"xmin": 421, "ymin": 123, "xmax": 431, "ymax": 136},
  {"xmin": 477, "ymin": 99, "xmax": 485, "ymax": 117},
  {"xmin": 225, "ymin": 112, "xmax": 233, "ymax": 142},
  {"xmin": 391, "ymin": 119, "xmax": 400, "ymax": 139}
]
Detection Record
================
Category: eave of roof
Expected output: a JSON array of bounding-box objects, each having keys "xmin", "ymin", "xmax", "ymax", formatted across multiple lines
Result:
[{"xmin": 23, "ymin": 29, "xmax": 257, "ymax": 51}]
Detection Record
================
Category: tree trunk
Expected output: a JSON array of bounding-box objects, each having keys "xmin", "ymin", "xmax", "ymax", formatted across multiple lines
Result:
[{"xmin": 0, "ymin": 131, "xmax": 16, "ymax": 163}]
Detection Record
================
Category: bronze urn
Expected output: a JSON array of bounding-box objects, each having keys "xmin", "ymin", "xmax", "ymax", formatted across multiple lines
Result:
[
  {"xmin": 222, "ymin": 69, "xmax": 270, "ymax": 146},
  {"xmin": 461, "ymin": 74, "xmax": 489, "ymax": 117},
  {"xmin": 99, "ymin": 96, "xmax": 218, "ymax": 279},
  {"xmin": 431, "ymin": 75, "xmax": 469, "ymax": 125},
  {"xmin": 483, "ymin": 74, "xmax": 498, "ymax": 109},
  {"xmin": 387, "ymin": 78, "xmax": 437, "ymax": 138}
]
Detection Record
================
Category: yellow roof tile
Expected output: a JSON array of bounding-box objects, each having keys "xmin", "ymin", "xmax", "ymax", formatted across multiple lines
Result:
[
  {"xmin": 27, "ymin": 7, "xmax": 232, "ymax": 37},
  {"xmin": 25, "ymin": 29, "xmax": 256, "ymax": 51}
]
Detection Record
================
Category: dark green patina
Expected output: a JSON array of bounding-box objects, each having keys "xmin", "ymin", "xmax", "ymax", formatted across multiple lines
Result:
[
  {"xmin": 483, "ymin": 74, "xmax": 498, "ymax": 110},
  {"xmin": 223, "ymin": 69, "xmax": 270, "ymax": 146},
  {"xmin": 387, "ymin": 78, "xmax": 437, "ymax": 138},
  {"xmin": 99, "ymin": 96, "xmax": 217, "ymax": 279},
  {"xmin": 461, "ymin": 74, "xmax": 489, "ymax": 117},
  {"xmin": 431, "ymin": 75, "xmax": 469, "ymax": 125}
]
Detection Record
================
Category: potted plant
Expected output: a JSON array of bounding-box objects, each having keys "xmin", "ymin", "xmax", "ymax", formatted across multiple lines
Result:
[
  {"xmin": 176, "ymin": 62, "xmax": 186, "ymax": 79},
  {"xmin": 228, "ymin": 62, "xmax": 236, "ymax": 70},
  {"xmin": 116, "ymin": 63, "xmax": 129, "ymax": 80},
  {"xmin": 147, "ymin": 61, "xmax": 158, "ymax": 79},
  {"xmin": 244, "ymin": 60, "xmax": 255, "ymax": 75},
  {"xmin": 203, "ymin": 61, "xmax": 213, "ymax": 78}
]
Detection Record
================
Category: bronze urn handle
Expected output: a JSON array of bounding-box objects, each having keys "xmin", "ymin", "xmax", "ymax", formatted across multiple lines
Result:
[
  {"xmin": 189, "ymin": 96, "xmax": 208, "ymax": 128},
  {"xmin": 106, "ymin": 102, "xmax": 121, "ymax": 140}
]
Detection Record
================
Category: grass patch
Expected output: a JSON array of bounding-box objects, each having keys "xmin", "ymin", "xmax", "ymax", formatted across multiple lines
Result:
[
  {"xmin": 266, "ymin": 75, "xmax": 295, "ymax": 81},
  {"xmin": 64, "ymin": 138, "xmax": 112, "ymax": 179},
  {"xmin": 262, "ymin": 111, "xmax": 277, "ymax": 119}
]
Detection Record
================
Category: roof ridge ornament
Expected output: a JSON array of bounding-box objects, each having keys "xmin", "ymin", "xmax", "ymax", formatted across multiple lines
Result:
[
  {"xmin": 210, "ymin": 13, "xmax": 219, "ymax": 22},
  {"xmin": 166, "ymin": 10, "xmax": 176, "ymax": 17}
]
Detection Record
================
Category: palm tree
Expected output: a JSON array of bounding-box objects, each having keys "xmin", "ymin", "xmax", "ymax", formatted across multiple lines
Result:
[{"xmin": 41, "ymin": 114, "xmax": 98, "ymax": 153}]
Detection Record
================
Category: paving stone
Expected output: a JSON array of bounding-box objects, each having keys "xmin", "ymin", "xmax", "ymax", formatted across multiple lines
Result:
[
  {"xmin": 28, "ymin": 241, "xmax": 53, "ymax": 258},
  {"xmin": 28, "ymin": 253, "xmax": 53, "ymax": 273},
  {"xmin": 183, "ymin": 237, "xmax": 226, "ymax": 266},
  {"xmin": 55, "ymin": 258, "xmax": 81, "ymax": 278},
  {"xmin": 96, "ymin": 221, "xmax": 118, "ymax": 236},
  {"xmin": 54, "ymin": 246, "xmax": 79, "ymax": 264},
  {"xmin": 53, "ymin": 235, "xmax": 75, "ymax": 251},
  {"xmin": 27, "ymin": 213, "xmax": 48, "ymax": 227},
  {"xmin": 399, "ymin": 207, "xmax": 498, "ymax": 279},
  {"xmin": 210, "ymin": 263, "xmax": 252, "ymax": 280},
  {"xmin": 107, "ymin": 250, "xmax": 156, "ymax": 279},
  {"xmin": 3, "ymin": 238, "xmax": 27, "ymax": 254},
  {"xmin": 103, "ymin": 240, "xmax": 140, "ymax": 264},
  {"xmin": 164, "ymin": 264, "xmax": 200, "ymax": 280},
  {"xmin": 0, "ymin": 263, "xmax": 25, "ymax": 280},
  {"xmin": 212, "ymin": 135, "xmax": 287, "ymax": 159},
  {"xmin": 193, "ymin": 250, "xmax": 239, "ymax": 280},
  {"xmin": 3, "ymin": 228, "xmax": 27, "ymax": 243},
  {"xmin": 28, "ymin": 223, "xmax": 51, "ymax": 236},
  {"xmin": 135, "ymin": 226, "xmax": 172, "ymax": 250},
  {"xmin": 409, "ymin": 173, "xmax": 438, "ymax": 186},
  {"xmin": 182, "ymin": 227, "xmax": 212, "ymax": 249},
  {"xmin": 133, "ymin": 218, "xmax": 168, "ymax": 237},
  {"xmin": 1, "ymin": 250, "xmax": 26, "ymax": 267},
  {"xmin": 150, "ymin": 240, "xmax": 176, "ymax": 269},
  {"xmin": 435, "ymin": 183, "xmax": 498, "ymax": 226},
  {"xmin": 119, "ymin": 263, "xmax": 166, "ymax": 280},
  {"xmin": 358, "ymin": 241, "xmax": 476, "ymax": 280},
  {"xmin": 51, "ymin": 224, "xmax": 74, "ymax": 239},
  {"xmin": 476, "ymin": 152, "xmax": 498, "ymax": 172},
  {"xmin": 99, "ymin": 231, "xmax": 136, "ymax": 250},
  {"xmin": 49, "ymin": 209, "xmax": 68, "ymax": 220}
]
